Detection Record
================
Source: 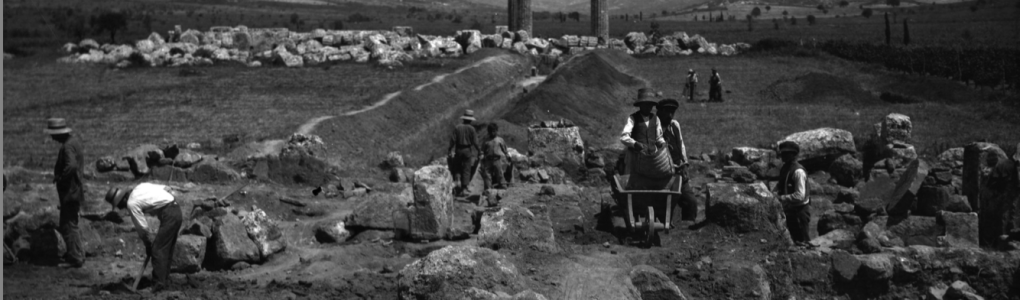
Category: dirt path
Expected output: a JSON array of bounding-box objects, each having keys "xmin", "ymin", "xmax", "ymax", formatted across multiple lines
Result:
[{"xmin": 413, "ymin": 56, "xmax": 504, "ymax": 92}]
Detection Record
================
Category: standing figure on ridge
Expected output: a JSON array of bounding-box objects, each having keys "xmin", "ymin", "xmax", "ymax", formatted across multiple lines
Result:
[
  {"xmin": 47, "ymin": 118, "xmax": 87, "ymax": 269},
  {"xmin": 709, "ymin": 68, "xmax": 723, "ymax": 102}
]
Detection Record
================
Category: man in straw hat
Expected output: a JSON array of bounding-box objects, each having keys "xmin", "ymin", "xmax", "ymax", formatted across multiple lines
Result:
[
  {"xmin": 619, "ymin": 89, "xmax": 667, "ymax": 181},
  {"xmin": 46, "ymin": 118, "xmax": 87, "ymax": 268},
  {"xmin": 106, "ymin": 182, "xmax": 183, "ymax": 292},
  {"xmin": 448, "ymin": 110, "xmax": 482, "ymax": 197},
  {"xmin": 656, "ymin": 98, "xmax": 697, "ymax": 222},
  {"xmin": 775, "ymin": 140, "xmax": 812, "ymax": 246}
]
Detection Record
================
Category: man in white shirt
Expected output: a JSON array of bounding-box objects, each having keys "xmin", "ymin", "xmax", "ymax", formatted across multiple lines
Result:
[
  {"xmin": 774, "ymin": 141, "xmax": 811, "ymax": 245},
  {"xmin": 106, "ymin": 182, "xmax": 183, "ymax": 292}
]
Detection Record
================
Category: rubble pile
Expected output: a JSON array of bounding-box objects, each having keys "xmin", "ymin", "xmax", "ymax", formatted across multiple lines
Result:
[{"xmin": 56, "ymin": 25, "xmax": 751, "ymax": 68}]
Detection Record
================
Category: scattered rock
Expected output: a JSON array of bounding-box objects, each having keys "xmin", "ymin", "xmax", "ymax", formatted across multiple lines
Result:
[
  {"xmin": 397, "ymin": 246, "xmax": 524, "ymax": 300},
  {"xmin": 829, "ymin": 154, "xmax": 863, "ymax": 187},
  {"xmin": 730, "ymin": 147, "xmax": 775, "ymax": 166},
  {"xmin": 937, "ymin": 211, "xmax": 978, "ymax": 249},
  {"xmin": 478, "ymin": 206, "xmax": 558, "ymax": 253},
  {"xmin": 314, "ymin": 220, "xmax": 351, "ymax": 243},
  {"xmin": 173, "ymin": 150, "xmax": 205, "ymax": 168},
  {"xmin": 384, "ymin": 151, "xmax": 405, "ymax": 168},
  {"xmin": 878, "ymin": 113, "xmax": 912, "ymax": 144},
  {"xmin": 406, "ymin": 166, "xmax": 455, "ymax": 240},
  {"xmin": 810, "ymin": 229, "xmax": 856, "ymax": 250},
  {"xmin": 346, "ymin": 192, "xmax": 412, "ymax": 230},
  {"xmin": 211, "ymin": 213, "xmax": 261, "ymax": 268},
  {"xmin": 629, "ymin": 265, "xmax": 689, "ymax": 300},
  {"xmin": 171, "ymin": 235, "xmax": 207, "ymax": 273},
  {"xmin": 539, "ymin": 185, "xmax": 556, "ymax": 196},
  {"xmin": 527, "ymin": 126, "xmax": 585, "ymax": 171},
  {"xmin": 830, "ymin": 250, "xmax": 861, "ymax": 282},
  {"xmin": 239, "ymin": 207, "xmax": 287, "ymax": 260},
  {"xmin": 777, "ymin": 128, "xmax": 856, "ymax": 171},
  {"xmin": 705, "ymin": 182, "xmax": 790, "ymax": 241},
  {"xmin": 855, "ymin": 253, "xmax": 895, "ymax": 281}
]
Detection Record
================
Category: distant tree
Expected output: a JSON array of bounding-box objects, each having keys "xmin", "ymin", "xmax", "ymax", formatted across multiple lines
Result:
[
  {"xmin": 790, "ymin": 16, "xmax": 797, "ymax": 25},
  {"xmin": 969, "ymin": 5, "xmax": 977, "ymax": 11},
  {"xmin": 774, "ymin": 18, "xmax": 780, "ymax": 30},
  {"xmin": 51, "ymin": 9, "xmax": 94, "ymax": 41},
  {"xmin": 568, "ymin": 11, "xmax": 580, "ymax": 22},
  {"xmin": 751, "ymin": 7, "xmax": 762, "ymax": 17},
  {"xmin": 782, "ymin": 10, "xmax": 789, "ymax": 16},
  {"xmin": 662, "ymin": 9, "xmax": 668, "ymax": 16},
  {"xmin": 746, "ymin": 14, "xmax": 753, "ymax": 31},
  {"xmin": 839, "ymin": 0, "xmax": 850, "ymax": 7},
  {"xmin": 94, "ymin": 11, "xmax": 128, "ymax": 43},
  {"xmin": 884, "ymin": 13, "xmax": 891, "ymax": 45},
  {"xmin": 823, "ymin": 9, "xmax": 828, "ymax": 14},
  {"xmin": 452, "ymin": 15, "xmax": 463, "ymax": 23},
  {"xmin": 332, "ymin": 19, "xmax": 344, "ymax": 29},
  {"xmin": 807, "ymin": 14, "xmax": 816, "ymax": 25},
  {"xmin": 886, "ymin": 0, "xmax": 901, "ymax": 6},
  {"xmin": 470, "ymin": 19, "xmax": 482, "ymax": 30},
  {"xmin": 862, "ymin": 8, "xmax": 874, "ymax": 18},
  {"xmin": 143, "ymin": 14, "xmax": 153, "ymax": 33},
  {"xmin": 290, "ymin": 12, "xmax": 299, "ymax": 24},
  {"xmin": 765, "ymin": 5, "xmax": 771, "ymax": 12}
]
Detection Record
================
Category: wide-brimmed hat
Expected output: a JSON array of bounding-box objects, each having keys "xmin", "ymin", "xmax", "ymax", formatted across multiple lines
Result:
[
  {"xmin": 633, "ymin": 88, "xmax": 658, "ymax": 107},
  {"xmin": 44, "ymin": 118, "xmax": 72, "ymax": 135},
  {"xmin": 778, "ymin": 141, "xmax": 801, "ymax": 154},
  {"xmin": 460, "ymin": 110, "xmax": 476, "ymax": 121},
  {"xmin": 105, "ymin": 187, "xmax": 129, "ymax": 208},
  {"xmin": 657, "ymin": 98, "xmax": 680, "ymax": 110}
]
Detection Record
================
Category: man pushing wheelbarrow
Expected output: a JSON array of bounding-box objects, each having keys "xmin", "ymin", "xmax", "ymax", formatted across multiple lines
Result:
[{"xmin": 608, "ymin": 89, "xmax": 690, "ymax": 247}]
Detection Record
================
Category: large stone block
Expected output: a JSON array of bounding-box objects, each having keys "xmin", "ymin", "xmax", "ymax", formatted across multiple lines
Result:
[
  {"xmin": 411, "ymin": 166, "xmax": 454, "ymax": 236},
  {"xmin": 527, "ymin": 126, "xmax": 585, "ymax": 171},
  {"xmin": 878, "ymin": 113, "xmax": 912, "ymax": 144},
  {"xmin": 172, "ymin": 235, "xmax": 207, "ymax": 273},
  {"xmin": 455, "ymin": 30, "xmax": 482, "ymax": 54},
  {"xmin": 211, "ymin": 213, "xmax": 261, "ymax": 268},
  {"xmin": 938, "ymin": 211, "xmax": 978, "ymax": 249},
  {"xmin": 705, "ymin": 182, "xmax": 790, "ymax": 241},
  {"xmin": 886, "ymin": 216, "xmax": 944, "ymax": 247},
  {"xmin": 777, "ymin": 128, "xmax": 856, "ymax": 171},
  {"xmin": 915, "ymin": 183, "xmax": 955, "ymax": 216},
  {"xmin": 478, "ymin": 206, "xmax": 558, "ymax": 253},
  {"xmin": 398, "ymin": 246, "xmax": 524, "ymax": 300},
  {"xmin": 346, "ymin": 191, "xmax": 412, "ymax": 230}
]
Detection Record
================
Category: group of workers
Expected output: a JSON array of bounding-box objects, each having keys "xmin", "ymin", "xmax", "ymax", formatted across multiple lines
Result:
[
  {"xmin": 684, "ymin": 68, "xmax": 724, "ymax": 103},
  {"xmin": 446, "ymin": 110, "xmax": 511, "ymax": 198},
  {"xmin": 43, "ymin": 118, "xmax": 183, "ymax": 292},
  {"xmin": 617, "ymin": 87, "xmax": 811, "ymax": 246}
]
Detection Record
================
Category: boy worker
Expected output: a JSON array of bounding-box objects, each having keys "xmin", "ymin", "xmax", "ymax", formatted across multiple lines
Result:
[
  {"xmin": 774, "ymin": 141, "xmax": 812, "ymax": 245},
  {"xmin": 480, "ymin": 123, "xmax": 510, "ymax": 190}
]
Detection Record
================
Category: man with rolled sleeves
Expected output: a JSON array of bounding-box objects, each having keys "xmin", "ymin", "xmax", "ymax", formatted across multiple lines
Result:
[
  {"xmin": 447, "ymin": 110, "xmax": 482, "ymax": 197},
  {"xmin": 775, "ymin": 141, "xmax": 812, "ymax": 245},
  {"xmin": 656, "ymin": 99, "xmax": 698, "ymax": 222},
  {"xmin": 47, "ymin": 118, "xmax": 87, "ymax": 268},
  {"xmin": 106, "ymin": 182, "xmax": 183, "ymax": 292}
]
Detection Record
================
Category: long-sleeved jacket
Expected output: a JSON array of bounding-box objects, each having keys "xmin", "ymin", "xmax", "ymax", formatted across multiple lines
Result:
[
  {"xmin": 54, "ymin": 136, "xmax": 85, "ymax": 204},
  {"xmin": 662, "ymin": 119, "xmax": 688, "ymax": 165}
]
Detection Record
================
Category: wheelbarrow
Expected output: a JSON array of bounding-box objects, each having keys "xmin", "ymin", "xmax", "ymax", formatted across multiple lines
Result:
[{"xmin": 610, "ymin": 174, "xmax": 683, "ymax": 247}]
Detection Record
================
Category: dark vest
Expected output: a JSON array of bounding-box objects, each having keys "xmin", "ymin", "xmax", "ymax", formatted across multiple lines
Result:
[
  {"xmin": 630, "ymin": 112, "xmax": 659, "ymax": 146},
  {"xmin": 776, "ymin": 160, "xmax": 810, "ymax": 206}
]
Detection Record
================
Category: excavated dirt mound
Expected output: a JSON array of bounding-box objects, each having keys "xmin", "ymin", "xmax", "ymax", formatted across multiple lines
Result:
[
  {"xmin": 313, "ymin": 49, "xmax": 534, "ymax": 173},
  {"xmin": 500, "ymin": 50, "xmax": 648, "ymax": 149}
]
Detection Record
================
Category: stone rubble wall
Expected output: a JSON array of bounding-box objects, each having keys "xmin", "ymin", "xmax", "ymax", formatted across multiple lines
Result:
[{"xmin": 57, "ymin": 25, "xmax": 751, "ymax": 68}]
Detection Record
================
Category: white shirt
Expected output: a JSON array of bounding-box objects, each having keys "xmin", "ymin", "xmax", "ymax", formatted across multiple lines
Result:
[
  {"xmin": 777, "ymin": 169, "xmax": 808, "ymax": 208},
  {"xmin": 663, "ymin": 119, "xmax": 688, "ymax": 164},
  {"xmin": 620, "ymin": 115, "xmax": 665, "ymax": 148},
  {"xmin": 127, "ymin": 182, "xmax": 176, "ymax": 239}
]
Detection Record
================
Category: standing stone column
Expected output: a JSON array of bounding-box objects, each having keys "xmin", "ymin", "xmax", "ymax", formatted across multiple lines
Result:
[
  {"xmin": 591, "ymin": 0, "xmax": 608, "ymax": 44},
  {"xmin": 507, "ymin": 0, "xmax": 518, "ymax": 31},
  {"xmin": 517, "ymin": 0, "xmax": 532, "ymax": 36}
]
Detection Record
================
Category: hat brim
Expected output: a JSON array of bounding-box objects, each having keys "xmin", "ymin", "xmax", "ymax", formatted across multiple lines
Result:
[
  {"xmin": 778, "ymin": 148, "xmax": 799, "ymax": 154},
  {"xmin": 460, "ymin": 116, "xmax": 476, "ymax": 121},
  {"xmin": 44, "ymin": 128, "xmax": 72, "ymax": 135}
]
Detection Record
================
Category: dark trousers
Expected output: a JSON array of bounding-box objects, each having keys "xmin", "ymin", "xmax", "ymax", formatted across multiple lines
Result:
[
  {"xmin": 709, "ymin": 85, "xmax": 722, "ymax": 102},
  {"xmin": 450, "ymin": 147, "xmax": 477, "ymax": 193},
  {"xmin": 59, "ymin": 201, "xmax": 85, "ymax": 264},
  {"xmin": 785, "ymin": 204, "xmax": 811, "ymax": 243},
  {"xmin": 481, "ymin": 157, "xmax": 507, "ymax": 190},
  {"xmin": 676, "ymin": 180, "xmax": 698, "ymax": 221},
  {"xmin": 152, "ymin": 202, "xmax": 183, "ymax": 287},
  {"xmin": 688, "ymin": 82, "xmax": 697, "ymax": 101}
]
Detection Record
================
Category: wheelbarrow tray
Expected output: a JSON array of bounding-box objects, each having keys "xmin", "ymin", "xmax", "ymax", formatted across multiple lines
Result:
[{"xmin": 610, "ymin": 174, "xmax": 683, "ymax": 235}]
